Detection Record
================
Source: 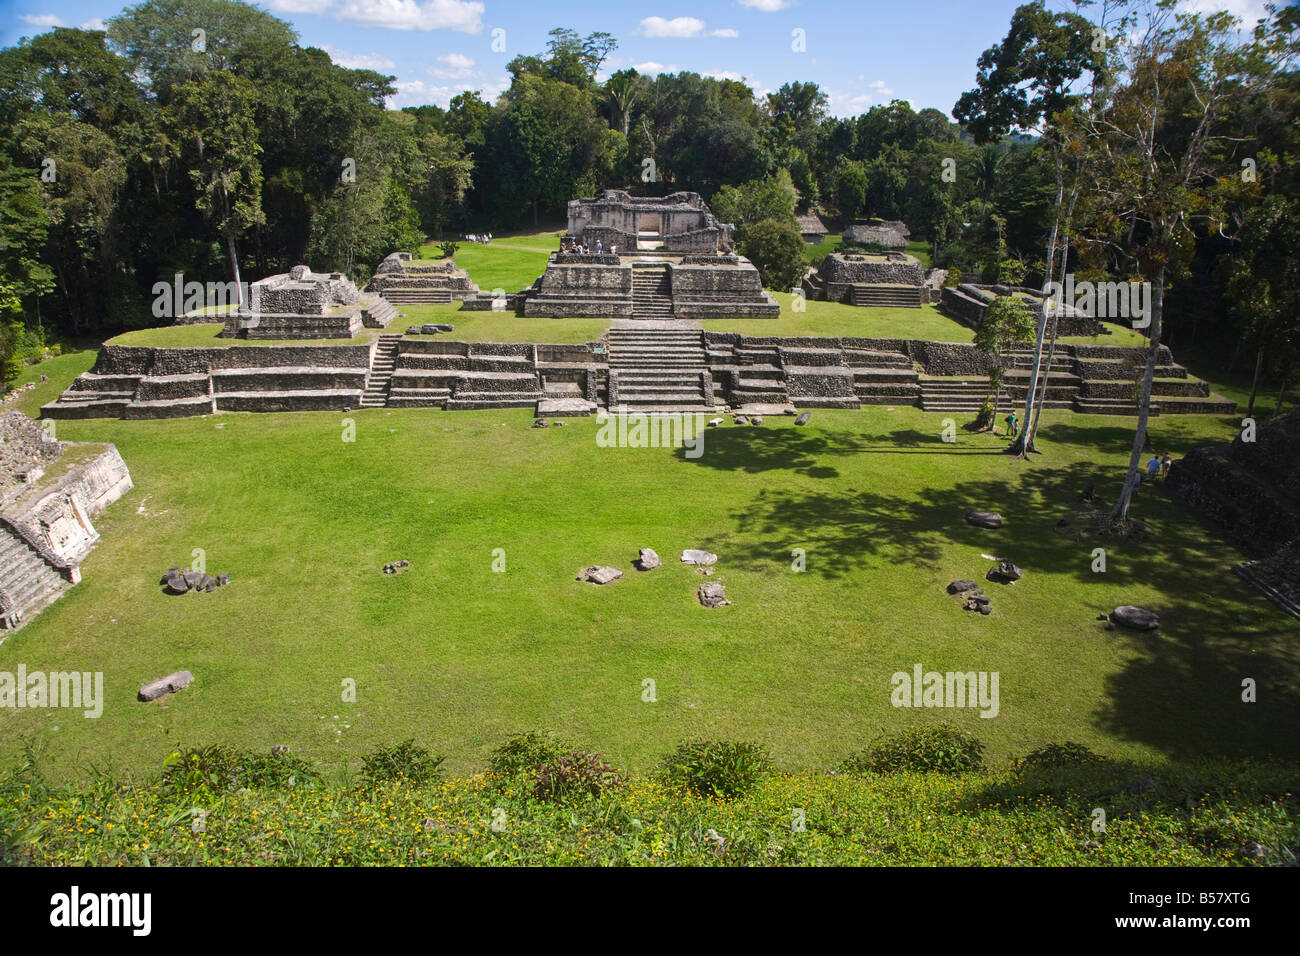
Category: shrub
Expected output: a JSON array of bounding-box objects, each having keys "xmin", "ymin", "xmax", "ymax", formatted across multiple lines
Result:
[
  {"xmin": 360, "ymin": 740, "xmax": 445, "ymax": 787},
  {"xmin": 439, "ymin": 240, "xmax": 459, "ymax": 259},
  {"xmin": 533, "ymin": 750, "xmax": 624, "ymax": 803},
  {"xmin": 842, "ymin": 725, "xmax": 985, "ymax": 775},
  {"xmin": 161, "ymin": 744, "xmax": 320, "ymax": 793},
  {"xmin": 942, "ymin": 268, "xmax": 962, "ymax": 288},
  {"xmin": 487, "ymin": 731, "xmax": 570, "ymax": 778},
  {"xmin": 660, "ymin": 739, "xmax": 773, "ymax": 799},
  {"xmin": 740, "ymin": 218, "xmax": 807, "ymax": 293},
  {"xmin": 1014, "ymin": 742, "xmax": 1103, "ymax": 771},
  {"xmin": 972, "ymin": 398, "xmax": 996, "ymax": 431}
]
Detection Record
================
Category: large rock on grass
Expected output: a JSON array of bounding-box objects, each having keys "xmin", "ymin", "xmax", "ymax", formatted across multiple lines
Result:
[
  {"xmin": 698, "ymin": 582, "xmax": 731, "ymax": 608},
  {"xmin": 577, "ymin": 566, "xmax": 623, "ymax": 585},
  {"xmin": 681, "ymin": 549, "xmax": 718, "ymax": 566},
  {"xmin": 966, "ymin": 510, "xmax": 1004, "ymax": 529},
  {"xmin": 139, "ymin": 670, "xmax": 194, "ymax": 702},
  {"xmin": 1112, "ymin": 605, "xmax": 1160, "ymax": 630}
]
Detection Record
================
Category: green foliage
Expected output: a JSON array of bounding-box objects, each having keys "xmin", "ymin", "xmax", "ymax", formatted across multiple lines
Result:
[
  {"xmin": 997, "ymin": 257, "xmax": 1027, "ymax": 286},
  {"xmin": 740, "ymin": 217, "xmax": 806, "ymax": 293},
  {"xmin": 160, "ymin": 744, "xmax": 320, "ymax": 795},
  {"xmin": 488, "ymin": 731, "xmax": 571, "ymax": 778},
  {"xmin": 533, "ymin": 750, "xmax": 625, "ymax": 803},
  {"xmin": 842, "ymin": 725, "xmax": 986, "ymax": 775},
  {"xmin": 712, "ymin": 169, "xmax": 799, "ymax": 231},
  {"xmin": 1014, "ymin": 742, "xmax": 1103, "ymax": 772},
  {"xmin": 660, "ymin": 740, "xmax": 773, "ymax": 799},
  {"xmin": 942, "ymin": 268, "xmax": 962, "ymax": 288},
  {"xmin": 438, "ymin": 241, "xmax": 459, "ymax": 259},
  {"xmin": 360, "ymin": 740, "xmax": 446, "ymax": 788}
]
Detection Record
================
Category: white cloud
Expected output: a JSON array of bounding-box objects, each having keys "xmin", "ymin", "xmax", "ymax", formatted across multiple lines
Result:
[
  {"xmin": 705, "ymin": 70, "xmax": 749, "ymax": 83},
  {"xmin": 387, "ymin": 73, "xmax": 506, "ymax": 108},
  {"xmin": 641, "ymin": 16, "xmax": 705, "ymax": 38},
  {"xmin": 81, "ymin": 18, "xmax": 107, "ymax": 30},
  {"xmin": 338, "ymin": 0, "xmax": 485, "ymax": 34},
  {"xmin": 634, "ymin": 61, "xmax": 674, "ymax": 74},
  {"xmin": 639, "ymin": 16, "xmax": 738, "ymax": 39},
  {"xmin": 321, "ymin": 44, "xmax": 396, "ymax": 70},
  {"xmin": 1182, "ymin": 0, "xmax": 1269, "ymax": 23},
  {"xmin": 264, "ymin": 0, "xmax": 337, "ymax": 12},
  {"xmin": 429, "ymin": 52, "xmax": 475, "ymax": 78},
  {"xmin": 738, "ymin": 0, "xmax": 791, "ymax": 10},
  {"xmin": 20, "ymin": 14, "xmax": 66, "ymax": 27},
  {"xmin": 869, "ymin": 80, "xmax": 893, "ymax": 97}
]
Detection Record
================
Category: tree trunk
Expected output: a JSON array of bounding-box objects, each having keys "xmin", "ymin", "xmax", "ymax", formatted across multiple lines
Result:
[
  {"xmin": 1275, "ymin": 372, "xmax": 1289, "ymax": 417},
  {"xmin": 1112, "ymin": 267, "xmax": 1165, "ymax": 523},
  {"xmin": 226, "ymin": 233, "xmax": 243, "ymax": 307},
  {"xmin": 1011, "ymin": 150, "xmax": 1065, "ymax": 458},
  {"xmin": 1246, "ymin": 348, "xmax": 1263, "ymax": 419}
]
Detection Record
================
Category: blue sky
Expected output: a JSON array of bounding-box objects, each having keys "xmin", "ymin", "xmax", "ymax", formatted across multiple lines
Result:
[{"xmin": 0, "ymin": 0, "xmax": 1275, "ymax": 117}]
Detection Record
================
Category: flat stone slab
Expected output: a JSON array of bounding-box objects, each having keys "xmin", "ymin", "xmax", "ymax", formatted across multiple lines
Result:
[
  {"xmin": 987, "ymin": 561, "xmax": 1023, "ymax": 584},
  {"xmin": 736, "ymin": 403, "xmax": 796, "ymax": 417},
  {"xmin": 577, "ymin": 565, "xmax": 623, "ymax": 585},
  {"xmin": 966, "ymin": 510, "xmax": 1005, "ymax": 529},
  {"xmin": 681, "ymin": 549, "xmax": 718, "ymax": 566},
  {"xmin": 1112, "ymin": 605, "xmax": 1160, "ymax": 630},
  {"xmin": 538, "ymin": 397, "xmax": 596, "ymax": 417},
  {"xmin": 698, "ymin": 581, "xmax": 731, "ymax": 608},
  {"xmin": 947, "ymin": 579, "xmax": 981, "ymax": 594},
  {"xmin": 139, "ymin": 670, "xmax": 193, "ymax": 702}
]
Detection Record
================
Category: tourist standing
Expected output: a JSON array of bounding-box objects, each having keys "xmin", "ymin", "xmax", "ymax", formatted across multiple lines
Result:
[
  {"xmin": 1147, "ymin": 455, "xmax": 1161, "ymax": 481},
  {"xmin": 1160, "ymin": 453, "xmax": 1172, "ymax": 478},
  {"xmin": 1004, "ymin": 411, "xmax": 1018, "ymax": 439}
]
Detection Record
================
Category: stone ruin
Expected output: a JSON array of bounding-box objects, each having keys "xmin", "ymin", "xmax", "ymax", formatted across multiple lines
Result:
[
  {"xmin": 1166, "ymin": 409, "xmax": 1300, "ymax": 619},
  {"xmin": 843, "ymin": 220, "xmax": 910, "ymax": 250},
  {"xmin": 520, "ymin": 190, "xmax": 779, "ymax": 319},
  {"xmin": 225, "ymin": 265, "xmax": 397, "ymax": 339},
  {"xmin": 368, "ymin": 252, "xmax": 480, "ymax": 306},
  {"xmin": 804, "ymin": 251, "xmax": 929, "ymax": 308},
  {"xmin": 939, "ymin": 283, "xmax": 1107, "ymax": 337},
  {"xmin": 0, "ymin": 410, "xmax": 132, "ymax": 633}
]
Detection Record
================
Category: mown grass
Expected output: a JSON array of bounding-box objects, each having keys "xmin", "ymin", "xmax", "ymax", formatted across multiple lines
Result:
[
  {"xmin": 2, "ymin": 745, "xmax": 1294, "ymax": 866},
  {"xmin": 1, "ymin": 347, "xmax": 1295, "ymax": 784}
]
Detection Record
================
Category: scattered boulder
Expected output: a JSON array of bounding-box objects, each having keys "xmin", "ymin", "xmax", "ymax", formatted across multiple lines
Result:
[
  {"xmin": 139, "ymin": 670, "xmax": 194, "ymax": 702},
  {"xmin": 966, "ymin": 510, "xmax": 1004, "ymax": 529},
  {"xmin": 695, "ymin": 566, "xmax": 714, "ymax": 576},
  {"xmin": 382, "ymin": 560, "xmax": 411, "ymax": 575},
  {"xmin": 552, "ymin": 420, "xmax": 566, "ymax": 427},
  {"xmin": 698, "ymin": 581, "xmax": 731, "ymax": 608},
  {"xmin": 986, "ymin": 561, "xmax": 1022, "ymax": 584},
  {"xmin": 795, "ymin": 412, "xmax": 812, "ymax": 426},
  {"xmin": 635, "ymin": 548, "xmax": 660, "ymax": 571},
  {"xmin": 532, "ymin": 419, "xmax": 549, "ymax": 428},
  {"xmin": 751, "ymin": 416, "xmax": 763, "ymax": 426},
  {"xmin": 733, "ymin": 415, "xmax": 749, "ymax": 426},
  {"xmin": 680, "ymin": 549, "xmax": 718, "ymax": 566},
  {"xmin": 577, "ymin": 565, "xmax": 623, "ymax": 585},
  {"xmin": 947, "ymin": 579, "xmax": 981, "ymax": 595},
  {"xmin": 707, "ymin": 417, "xmax": 724, "ymax": 428},
  {"xmin": 162, "ymin": 567, "xmax": 229, "ymax": 594},
  {"xmin": 1112, "ymin": 605, "xmax": 1160, "ymax": 630}
]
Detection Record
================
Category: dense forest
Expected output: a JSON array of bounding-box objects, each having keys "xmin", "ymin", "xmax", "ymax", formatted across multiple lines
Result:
[{"xmin": 0, "ymin": 0, "xmax": 1296, "ymax": 414}]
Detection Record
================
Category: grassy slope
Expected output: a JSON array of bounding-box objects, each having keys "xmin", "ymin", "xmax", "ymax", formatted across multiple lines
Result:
[
  {"xmin": 2, "ymin": 350, "xmax": 1296, "ymax": 782},
  {"xmin": 6, "ymin": 759, "xmax": 1295, "ymax": 866}
]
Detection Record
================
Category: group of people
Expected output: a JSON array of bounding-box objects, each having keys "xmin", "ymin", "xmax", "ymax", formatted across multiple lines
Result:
[
  {"xmin": 1002, "ymin": 411, "xmax": 1177, "ymax": 481},
  {"xmin": 560, "ymin": 236, "xmax": 614, "ymax": 256},
  {"xmin": 463, "ymin": 232, "xmax": 493, "ymax": 243}
]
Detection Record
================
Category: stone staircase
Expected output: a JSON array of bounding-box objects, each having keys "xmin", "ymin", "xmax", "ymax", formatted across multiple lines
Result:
[
  {"xmin": 361, "ymin": 297, "xmax": 399, "ymax": 327},
  {"xmin": 375, "ymin": 288, "xmax": 453, "ymax": 305},
  {"xmin": 607, "ymin": 326, "xmax": 713, "ymax": 413},
  {"xmin": 0, "ymin": 523, "xmax": 74, "ymax": 634},
  {"xmin": 631, "ymin": 264, "xmax": 674, "ymax": 319},
  {"xmin": 849, "ymin": 283, "xmax": 924, "ymax": 309},
  {"xmin": 845, "ymin": 348, "xmax": 922, "ymax": 404},
  {"xmin": 359, "ymin": 334, "xmax": 401, "ymax": 408},
  {"xmin": 918, "ymin": 376, "xmax": 1011, "ymax": 413},
  {"xmin": 635, "ymin": 229, "xmax": 664, "ymax": 252}
]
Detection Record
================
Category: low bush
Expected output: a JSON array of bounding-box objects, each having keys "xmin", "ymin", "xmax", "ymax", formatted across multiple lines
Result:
[
  {"xmin": 660, "ymin": 739, "xmax": 773, "ymax": 799},
  {"xmin": 487, "ymin": 731, "xmax": 570, "ymax": 778},
  {"xmin": 360, "ymin": 740, "xmax": 446, "ymax": 788},
  {"xmin": 842, "ymin": 725, "xmax": 986, "ymax": 775},
  {"xmin": 1014, "ymin": 742, "xmax": 1103, "ymax": 771},
  {"xmin": 533, "ymin": 750, "xmax": 624, "ymax": 803},
  {"xmin": 160, "ymin": 744, "xmax": 320, "ymax": 794}
]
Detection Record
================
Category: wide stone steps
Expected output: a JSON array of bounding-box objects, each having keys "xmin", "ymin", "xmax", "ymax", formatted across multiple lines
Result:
[
  {"xmin": 845, "ymin": 349, "xmax": 913, "ymax": 369},
  {"xmin": 377, "ymin": 288, "xmax": 453, "ymax": 304},
  {"xmin": 850, "ymin": 284, "xmax": 923, "ymax": 308},
  {"xmin": 0, "ymin": 529, "xmax": 71, "ymax": 632},
  {"xmin": 359, "ymin": 334, "xmax": 402, "ymax": 408},
  {"xmin": 630, "ymin": 265, "xmax": 674, "ymax": 319}
]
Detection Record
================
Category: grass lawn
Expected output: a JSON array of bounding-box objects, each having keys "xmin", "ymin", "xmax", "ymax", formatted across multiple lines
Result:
[
  {"xmin": 419, "ymin": 232, "xmax": 557, "ymax": 293},
  {"xmin": 1, "ymin": 351, "xmax": 1295, "ymax": 784}
]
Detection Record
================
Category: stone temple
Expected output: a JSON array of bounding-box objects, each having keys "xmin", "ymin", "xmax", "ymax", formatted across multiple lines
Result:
[
  {"xmin": 522, "ymin": 190, "xmax": 779, "ymax": 319},
  {"xmin": 804, "ymin": 250, "xmax": 930, "ymax": 308},
  {"xmin": 225, "ymin": 265, "xmax": 396, "ymax": 339}
]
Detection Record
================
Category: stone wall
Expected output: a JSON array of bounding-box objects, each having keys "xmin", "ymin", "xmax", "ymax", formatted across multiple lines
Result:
[
  {"xmin": 1166, "ymin": 410, "xmax": 1300, "ymax": 558},
  {"xmin": 820, "ymin": 253, "xmax": 924, "ymax": 286},
  {"xmin": 93, "ymin": 344, "xmax": 373, "ymax": 375}
]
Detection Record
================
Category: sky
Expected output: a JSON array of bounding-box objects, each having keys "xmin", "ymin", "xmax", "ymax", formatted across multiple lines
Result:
[{"xmin": 0, "ymin": 0, "xmax": 1279, "ymax": 117}]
